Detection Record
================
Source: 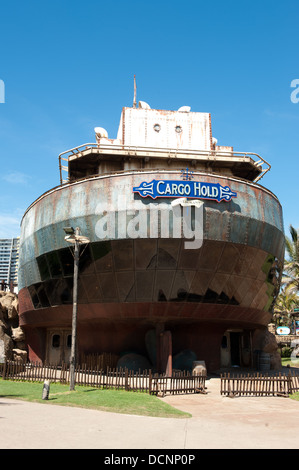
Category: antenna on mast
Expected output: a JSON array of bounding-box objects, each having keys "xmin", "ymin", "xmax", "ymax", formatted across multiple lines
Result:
[{"xmin": 133, "ymin": 75, "xmax": 137, "ymax": 108}]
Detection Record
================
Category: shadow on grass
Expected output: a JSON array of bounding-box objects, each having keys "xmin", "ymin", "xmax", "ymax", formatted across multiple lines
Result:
[{"xmin": 0, "ymin": 394, "xmax": 23, "ymax": 399}]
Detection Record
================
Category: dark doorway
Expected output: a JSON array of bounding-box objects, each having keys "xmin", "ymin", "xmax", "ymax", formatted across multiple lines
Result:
[{"xmin": 230, "ymin": 332, "xmax": 240, "ymax": 366}]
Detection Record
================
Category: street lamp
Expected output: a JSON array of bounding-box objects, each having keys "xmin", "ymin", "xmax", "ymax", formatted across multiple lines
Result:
[{"xmin": 63, "ymin": 226, "xmax": 90, "ymax": 391}]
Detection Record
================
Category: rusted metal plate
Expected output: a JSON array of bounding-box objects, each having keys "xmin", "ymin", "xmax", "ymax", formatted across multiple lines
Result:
[
  {"xmin": 18, "ymin": 170, "xmax": 284, "ymax": 344},
  {"xmin": 19, "ymin": 171, "xmax": 284, "ymax": 289}
]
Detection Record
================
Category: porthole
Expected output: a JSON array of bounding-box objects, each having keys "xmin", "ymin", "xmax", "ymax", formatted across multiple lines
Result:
[
  {"xmin": 175, "ymin": 125, "xmax": 182, "ymax": 134},
  {"xmin": 153, "ymin": 123, "xmax": 161, "ymax": 132}
]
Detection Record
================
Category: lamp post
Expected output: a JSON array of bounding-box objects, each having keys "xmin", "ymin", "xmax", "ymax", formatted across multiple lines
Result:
[{"xmin": 63, "ymin": 226, "xmax": 90, "ymax": 391}]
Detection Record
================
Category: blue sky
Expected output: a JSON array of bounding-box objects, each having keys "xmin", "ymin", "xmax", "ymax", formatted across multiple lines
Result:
[{"xmin": 0, "ymin": 0, "xmax": 298, "ymax": 240}]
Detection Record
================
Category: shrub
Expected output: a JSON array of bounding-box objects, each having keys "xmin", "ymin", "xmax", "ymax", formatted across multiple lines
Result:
[{"xmin": 281, "ymin": 346, "xmax": 292, "ymax": 358}]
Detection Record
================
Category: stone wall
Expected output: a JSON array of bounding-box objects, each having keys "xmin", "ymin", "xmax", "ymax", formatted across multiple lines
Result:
[
  {"xmin": 0, "ymin": 291, "xmax": 27, "ymax": 362},
  {"xmin": 253, "ymin": 326, "xmax": 282, "ymax": 370}
]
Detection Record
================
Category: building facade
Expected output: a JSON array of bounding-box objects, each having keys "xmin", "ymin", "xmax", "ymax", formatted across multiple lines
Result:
[
  {"xmin": 0, "ymin": 237, "xmax": 20, "ymax": 291},
  {"xmin": 18, "ymin": 102, "xmax": 284, "ymax": 373}
]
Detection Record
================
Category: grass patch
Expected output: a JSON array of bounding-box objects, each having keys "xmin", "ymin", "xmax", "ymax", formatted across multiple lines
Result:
[
  {"xmin": 0, "ymin": 378, "xmax": 190, "ymax": 419},
  {"xmin": 290, "ymin": 392, "xmax": 299, "ymax": 402},
  {"xmin": 281, "ymin": 358, "xmax": 299, "ymax": 368}
]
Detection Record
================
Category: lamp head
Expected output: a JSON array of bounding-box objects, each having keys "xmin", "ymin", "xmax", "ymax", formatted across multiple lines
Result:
[{"xmin": 63, "ymin": 227, "xmax": 75, "ymax": 235}]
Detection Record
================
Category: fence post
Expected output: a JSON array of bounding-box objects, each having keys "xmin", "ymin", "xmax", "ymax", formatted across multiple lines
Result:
[
  {"xmin": 3, "ymin": 359, "xmax": 7, "ymax": 380},
  {"xmin": 149, "ymin": 370, "xmax": 152, "ymax": 395},
  {"xmin": 60, "ymin": 362, "xmax": 66, "ymax": 384},
  {"xmin": 287, "ymin": 371, "xmax": 293, "ymax": 396},
  {"xmin": 125, "ymin": 368, "xmax": 129, "ymax": 391}
]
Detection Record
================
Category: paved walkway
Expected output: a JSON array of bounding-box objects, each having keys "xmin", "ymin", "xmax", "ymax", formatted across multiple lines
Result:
[{"xmin": 1, "ymin": 377, "xmax": 299, "ymax": 449}]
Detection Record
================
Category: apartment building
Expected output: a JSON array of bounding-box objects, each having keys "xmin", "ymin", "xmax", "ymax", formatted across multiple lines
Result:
[{"xmin": 0, "ymin": 237, "xmax": 20, "ymax": 291}]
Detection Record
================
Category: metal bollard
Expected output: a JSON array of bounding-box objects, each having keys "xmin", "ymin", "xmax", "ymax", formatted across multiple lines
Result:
[{"xmin": 42, "ymin": 380, "xmax": 50, "ymax": 400}]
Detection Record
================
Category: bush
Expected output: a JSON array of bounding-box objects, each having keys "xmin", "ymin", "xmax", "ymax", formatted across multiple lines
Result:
[{"xmin": 281, "ymin": 346, "xmax": 292, "ymax": 358}]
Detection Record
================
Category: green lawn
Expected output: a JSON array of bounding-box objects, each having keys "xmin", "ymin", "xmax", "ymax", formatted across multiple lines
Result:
[
  {"xmin": 0, "ymin": 378, "xmax": 191, "ymax": 419},
  {"xmin": 281, "ymin": 357, "xmax": 299, "ymax": 367},
  {"xmin": 290, "ymin": 393, "xmax": 299, "ymax": 401}
]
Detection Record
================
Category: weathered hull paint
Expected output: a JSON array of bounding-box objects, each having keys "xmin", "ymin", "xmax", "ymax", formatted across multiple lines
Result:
[{"xmin": 18, "ymin": 170, "xmax": 284, "ymax": 370}]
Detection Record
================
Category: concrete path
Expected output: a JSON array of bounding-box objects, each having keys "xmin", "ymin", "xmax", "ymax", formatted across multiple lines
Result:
[{"xmin": 1, "ymin": 377, "xmax": 299, "ymax": 449}]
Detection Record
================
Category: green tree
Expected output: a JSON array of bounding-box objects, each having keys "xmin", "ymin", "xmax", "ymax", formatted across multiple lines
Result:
[
  {"xmin": 272, "ymin": 225, "xmax": 299, "ymax": 327},
  {"xmin": 272, "ymin": 288, "xmax": 299, "ymax": 327},
  {"xmin": 282, "ymin": 225, "xmax": 299, "ymax": 295}
]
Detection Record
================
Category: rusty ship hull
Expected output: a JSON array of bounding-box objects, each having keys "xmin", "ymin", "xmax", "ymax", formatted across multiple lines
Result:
[{"xmin": 18, "ymin": 167, "xmax": 284, "ymax": 372}]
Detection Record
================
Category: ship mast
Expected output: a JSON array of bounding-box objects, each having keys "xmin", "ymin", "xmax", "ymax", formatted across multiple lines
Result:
[{"xmin": 133, "ymin": 75, "xmax": 137, "ymax": 108}]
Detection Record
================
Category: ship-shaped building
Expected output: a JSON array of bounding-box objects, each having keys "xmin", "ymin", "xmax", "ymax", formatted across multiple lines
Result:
[{"xmin": 18, "ymin": 98, "xmax": 284, "ymax": 373}]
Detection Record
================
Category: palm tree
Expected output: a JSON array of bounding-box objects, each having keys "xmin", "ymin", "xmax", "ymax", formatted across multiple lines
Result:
[
  {"xmin": 272, "ymin": 225, "xmax": 299, "ymax": 327},
  {"xmin": 282, "ymin": 225, "xmax": 299, "ymax": 295},
  {"xmin": 272, "ymin": 288, "xmax": 299, "ymax": 327}
]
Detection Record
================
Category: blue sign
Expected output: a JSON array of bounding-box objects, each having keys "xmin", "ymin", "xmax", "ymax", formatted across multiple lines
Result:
[{"xmin": 133, "ymin": 179, "xmax": 237, "ymax": 202}]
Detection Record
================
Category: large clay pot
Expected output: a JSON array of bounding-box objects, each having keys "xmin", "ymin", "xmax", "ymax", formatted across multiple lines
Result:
[{"xmin": 192, "ymin": 360, "xmax": 207, "ymax": 376}]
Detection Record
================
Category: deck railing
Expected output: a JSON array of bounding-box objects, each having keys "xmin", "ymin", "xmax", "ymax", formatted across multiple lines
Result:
[{"xmin": 58, "ymin": 142, "xmax": 271, "ymax": 184}]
